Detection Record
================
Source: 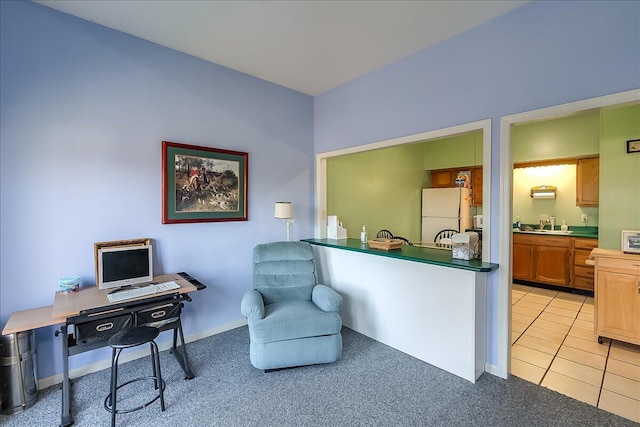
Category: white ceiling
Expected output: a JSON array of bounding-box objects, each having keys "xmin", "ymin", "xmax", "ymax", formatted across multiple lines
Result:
[{"xmin": 36, "ymin": 0, "xmax": 529, "ymax": 96}]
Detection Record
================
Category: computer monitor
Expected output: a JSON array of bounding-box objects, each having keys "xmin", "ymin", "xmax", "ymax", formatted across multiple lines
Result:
[{"xmin": 97, "ymin": 244, "xmax": 153, "ymax": 290}]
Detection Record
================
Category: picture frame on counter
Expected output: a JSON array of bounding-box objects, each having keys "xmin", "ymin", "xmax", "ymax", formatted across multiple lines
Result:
[{"xmin": 626, "ymin": 138, "xmax": 640, "ymax": 153}]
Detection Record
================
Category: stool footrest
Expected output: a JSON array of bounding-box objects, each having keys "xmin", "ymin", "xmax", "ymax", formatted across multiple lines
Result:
[{"xmin": 104, "ymin": 376, "xmax": 166, "ymax": 414}]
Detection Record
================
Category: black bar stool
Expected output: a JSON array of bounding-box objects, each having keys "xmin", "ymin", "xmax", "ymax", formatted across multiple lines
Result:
[{"xmin": 104, "ymin": 326, "xmax": 166, "ymax": 427}]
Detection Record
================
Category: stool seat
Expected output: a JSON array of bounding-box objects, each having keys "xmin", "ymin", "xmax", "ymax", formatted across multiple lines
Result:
[{"xmin": 108, "ymin": 326, "xmax": 159, "ymax": 349}]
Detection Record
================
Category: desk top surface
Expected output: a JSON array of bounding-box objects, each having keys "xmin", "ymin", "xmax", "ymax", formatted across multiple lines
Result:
[{"xmin": 2, "ymin": 273, "xmax": 198, "ymax": 335}]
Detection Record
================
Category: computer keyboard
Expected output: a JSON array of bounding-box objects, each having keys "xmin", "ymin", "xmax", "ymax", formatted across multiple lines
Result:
[{"xmin": 107, "ymin": 281, "xmax": 180, "ymax": 303}]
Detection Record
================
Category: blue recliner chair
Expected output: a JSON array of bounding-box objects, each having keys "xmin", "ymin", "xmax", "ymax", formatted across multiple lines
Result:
[{"xmin": 241, "ymin": 241, "xmax": 343, "ymax": 370}]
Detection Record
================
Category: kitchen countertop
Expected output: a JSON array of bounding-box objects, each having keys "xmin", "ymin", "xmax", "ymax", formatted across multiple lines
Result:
[
  {"xmin": 513, "ymin": 225, "xmax": 598, "ymax": 239},
  {"xmin": 302, "ymin": 238, "xmax": 498, "ymax": 272}
]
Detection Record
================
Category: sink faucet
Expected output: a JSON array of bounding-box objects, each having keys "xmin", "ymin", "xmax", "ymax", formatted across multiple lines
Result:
[
  {"xmin": 539, "ymin": 218, "xmax": 547, "ymax": 230},
  {"xmin": 550, "ymin": 216, "xmax": 555, "ymax": 231}
]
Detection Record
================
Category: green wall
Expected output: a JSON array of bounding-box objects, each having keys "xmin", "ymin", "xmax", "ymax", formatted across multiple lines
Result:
[
  {"xmin": 326, "ymin": 143, "xmax": 426, "ymax": 242},
  {"xmin": 512, "ymin": 164, "xmax": 599, "ymax": 227},
  {"xmin": 512, "ymin": 110, "xmax": 600, "ymax": 163},
  {"xmin": 326, "ymin": 131, "xmax": 483, "ymax": 242},
  {"xmin": 512, "ymin": 110, "xmax": 600, "ymax": 227},
  {"xmin": 598, "ymin": 104, "xmax": 640, "ymax": 248},
  {"xmin": 423, "ymin": 131, "xmax": 482, "ymax": 170}
]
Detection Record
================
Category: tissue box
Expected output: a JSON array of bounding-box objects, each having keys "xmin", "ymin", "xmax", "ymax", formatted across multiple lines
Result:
[
  {"xmin": 326, "ymin": 215, "xmax": 347, "ymax": 239},
  {"xmin": 327, "ymin": 225, "xmax": 347, "ymax": 239},
  {"xmin": 451, "ymin": 232, "xmax": 480, "ymax": 260}
]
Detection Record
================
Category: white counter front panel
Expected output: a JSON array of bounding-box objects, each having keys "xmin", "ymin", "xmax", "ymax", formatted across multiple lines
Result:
[{"xmin": 313, "ymin": 245, "xmax": 486, "ymax": 382}]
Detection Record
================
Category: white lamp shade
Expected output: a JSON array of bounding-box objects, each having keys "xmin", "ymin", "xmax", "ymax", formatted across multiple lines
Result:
[{"xmin": 274, "ymin": 202, "xmax": 292, "ymax": 219}]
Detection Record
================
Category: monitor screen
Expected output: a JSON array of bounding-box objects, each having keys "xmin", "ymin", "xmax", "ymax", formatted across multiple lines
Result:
[{"xmin": 98, "ymin": 244, "xmax": 153, "ymax": 290}]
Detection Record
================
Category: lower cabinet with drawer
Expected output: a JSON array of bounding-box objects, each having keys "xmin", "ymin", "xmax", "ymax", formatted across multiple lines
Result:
[
  {"xmin": 573, "ymin": 238, "xmax": 598, "ymax": 291},
  {"xmin": 513, "ymin": 233, "xmax": 599, "ymax": 291},
  {"xmin": 591, "ymin": 248, "xmax": 640, "ymax": 346},
  {"xmin": 513, "ymin": 233, "xmax": 572, "ymax": 287}
]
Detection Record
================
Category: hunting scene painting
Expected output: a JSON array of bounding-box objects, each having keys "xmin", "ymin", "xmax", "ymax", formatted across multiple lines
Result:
[{"xmin": 162, "ymin": 141, "xmax": 248, "ymax": 224}]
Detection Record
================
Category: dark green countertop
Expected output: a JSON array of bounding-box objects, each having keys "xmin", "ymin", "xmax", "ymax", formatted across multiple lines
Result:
[
  {"xmin": 512, "ymin": 225, "xmax": 598, "ymax": 239},
  {"xmin": 303, "ymin": 238, "xmax": 499, "ymax": 273}
]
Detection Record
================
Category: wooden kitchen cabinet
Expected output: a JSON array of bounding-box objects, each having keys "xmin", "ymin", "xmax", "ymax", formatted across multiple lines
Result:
[
  {"xmin": 470, "ymin": 167, "xmax": 483, "ymax": 207},
  {"xmin": 513, "ymin": 237, "xmax": 535, "ymax": 281},
  {"xmin": 512, "ymin": 233, "xmax": 572, "ymax": 287},
  {"xmin": 431, "ymin": 169, "xmax": 457, "ymax": 188},
  {"xmin": 573, "ymin": 238, "xmax": 598, "ymax": 291},
  {"xmin": 576, "ymin": 157, "xmax": 599, "ymax": 207},
  {"xmin": 535, "ymin": 238, "xmax": 572, "ymax": 287},
  {"xmin": 430, "ymin": 166, "xmax": 482, "ymax": 207},
  {"xmin": 591, "ymin": 248, "xmax": 640, "ymax": 345}
]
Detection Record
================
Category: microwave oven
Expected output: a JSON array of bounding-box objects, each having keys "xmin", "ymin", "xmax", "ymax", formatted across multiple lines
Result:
[{"xmin": 621, "ymin": 230, "xmax": 640, "ymax": 254}]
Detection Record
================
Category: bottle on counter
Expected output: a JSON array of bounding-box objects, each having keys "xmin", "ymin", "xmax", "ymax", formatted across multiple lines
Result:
[
  {"xmin": 560, "ymin": 221, "xmax": 568, "ymax": 232},
  {"xmin": 515, "ymin": 216, "xmax": 521, "ymax": 230},
  {"xmin": 360, "ymin": 225, "xmax": 368, "ymax": 243}
]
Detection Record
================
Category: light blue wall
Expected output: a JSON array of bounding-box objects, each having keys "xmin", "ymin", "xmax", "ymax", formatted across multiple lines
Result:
[
  {"xmin": 3, "ymin": 0, "xmax": 639, "ymax": 382},
  {"xmin": 0, "ymin": 1, "xmax": 314, "ymax": 379},
  {"xmin": 315, "ymin": 1, "xmax": 640, "ymax": 367}
]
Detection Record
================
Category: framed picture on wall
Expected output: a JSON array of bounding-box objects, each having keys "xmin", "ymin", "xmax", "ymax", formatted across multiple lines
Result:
[
  {"xmin": 626, "ymin": 138, "xmax": 640, "ymax": 153},
  {"xmin": 162, "ymin": 141, "xmax": 248, "ymax": 224}
]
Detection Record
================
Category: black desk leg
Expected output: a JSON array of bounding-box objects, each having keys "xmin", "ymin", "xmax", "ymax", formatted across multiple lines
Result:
[
  {"xmin": 59, "ymin": 325, "xmax": 73, "ymax": 427},
  {"xmin": 171, "ymin": 319, "xmax": 194, "ymax": 379}
]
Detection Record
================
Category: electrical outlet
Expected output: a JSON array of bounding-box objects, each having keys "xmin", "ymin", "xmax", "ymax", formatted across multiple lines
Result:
[{"xmin": 581, "ymin": 214, "xmax": 588, "ymax": 222}]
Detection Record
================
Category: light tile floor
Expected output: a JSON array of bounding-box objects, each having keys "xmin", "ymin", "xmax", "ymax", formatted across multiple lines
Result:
[{"xmin": 511, "ymin": 284, "xmax": 640, "ymax": 423}]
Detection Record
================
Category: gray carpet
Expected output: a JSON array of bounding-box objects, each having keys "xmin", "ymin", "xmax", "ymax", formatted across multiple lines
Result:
[{"xmin": 1, "ymin": 326, "xmax": 636, "ymax": 426}]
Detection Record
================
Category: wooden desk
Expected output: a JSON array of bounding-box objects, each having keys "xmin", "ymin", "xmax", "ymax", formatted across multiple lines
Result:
[
  {"xmin": 2, "ymin": 273, "xmax": 203, "ymax": 427},
  {"xmin": 2, "ymin": 274, "xmax": 197, "ymax": 335},
  {"xmin": 2, "ymin": 305, "xmax": 60, "ymax": 335}
]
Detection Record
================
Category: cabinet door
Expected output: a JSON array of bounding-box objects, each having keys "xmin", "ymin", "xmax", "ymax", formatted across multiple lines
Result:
[
  {"xmin": 513, "ymin": 243, "xmax": 534, "ymax": 281},
  {"xmin": 596, "ymin": 270, "xmax": 639, "ymax": 340},
  {"xmin": 471, "ymin": 167, "xmax": 483, "ymax": 207},
  {"xmin": 536, "ymin": 245, "xmax": 571, "ymax": 286},
  {"xmin": 577, "ymin": 157, "xmax": 599, "ymax": 207},
  {"xmin": 431, "ymin": 169, "xmax": 455, "ymax": 188}
]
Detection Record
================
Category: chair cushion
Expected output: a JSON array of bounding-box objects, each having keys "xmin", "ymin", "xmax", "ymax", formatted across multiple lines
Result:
[
  {"xmin": 253, "ymin": 241, "xmax": 317, "ymax": 304},
  {"xmin": 248, "ymin": 300, "xmax": 342, "ymax": 344}
]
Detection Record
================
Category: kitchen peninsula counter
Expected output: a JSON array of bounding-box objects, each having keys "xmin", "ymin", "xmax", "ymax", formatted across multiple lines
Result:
[
  {"xmin": 303, "ymin": 238, "xmax": 498, "ymax": 383},
  {"xmin": 302, "ymin": 238, "xmax": 498, "ymax": 272}
]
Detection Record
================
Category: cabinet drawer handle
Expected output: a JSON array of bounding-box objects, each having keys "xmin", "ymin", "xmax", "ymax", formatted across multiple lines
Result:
[{"xmin": 96, "ymin": 322, "xmax": 114, "ymax": 332}]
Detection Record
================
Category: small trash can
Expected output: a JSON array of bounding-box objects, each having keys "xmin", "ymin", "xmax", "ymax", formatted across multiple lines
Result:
[{"xmin": 0, "ymin": 330, "xmax": 38, "ymax": 415}]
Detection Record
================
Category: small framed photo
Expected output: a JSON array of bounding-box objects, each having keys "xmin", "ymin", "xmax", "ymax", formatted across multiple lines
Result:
[
  {"xmin": 162, "ymin": 141, "xmax": 248, "ymax": 224},
  {"xmin": 626, "ymin": 138, "xmax": 640, "ymax": 153}
]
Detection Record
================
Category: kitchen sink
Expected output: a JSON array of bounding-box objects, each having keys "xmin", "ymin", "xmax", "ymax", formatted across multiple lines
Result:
[{"xmin": 515, "ymin": 229, "xmax": 573, "ymax": 235}]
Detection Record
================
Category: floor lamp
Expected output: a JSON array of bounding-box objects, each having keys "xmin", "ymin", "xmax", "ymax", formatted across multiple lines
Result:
[{"xmin": 274, "ymin": 202, "xmax": 294, "ymax": 241}]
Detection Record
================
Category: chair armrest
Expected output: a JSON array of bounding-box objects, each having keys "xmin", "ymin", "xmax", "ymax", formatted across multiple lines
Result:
[
  {"xmin": 241, "ymin": 290, "xmax": 265, "ymax": 320},
  {"xmin": 312, "ymin": 285, "xmax": 343, "ymax": 312}
]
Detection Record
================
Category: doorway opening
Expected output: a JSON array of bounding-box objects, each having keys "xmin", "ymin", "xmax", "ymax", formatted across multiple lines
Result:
[
  {"xmin": 315, "ymin": 119, "xmax": 492, "ymax": 262},
  {"xmin": 499, "ymin": 89, "xmax": 640, "ymax": 379}
]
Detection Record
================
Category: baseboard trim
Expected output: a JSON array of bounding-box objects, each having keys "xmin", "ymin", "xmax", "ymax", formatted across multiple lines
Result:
[{"xmin": 37, "ymin": 319, "xmax": 248, "ymax": 390}]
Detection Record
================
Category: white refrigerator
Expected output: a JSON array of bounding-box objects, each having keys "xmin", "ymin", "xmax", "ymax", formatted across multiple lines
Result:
[{"xmin": 421, "ymin": 187, "xmax": 472, "ymax": 244}]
